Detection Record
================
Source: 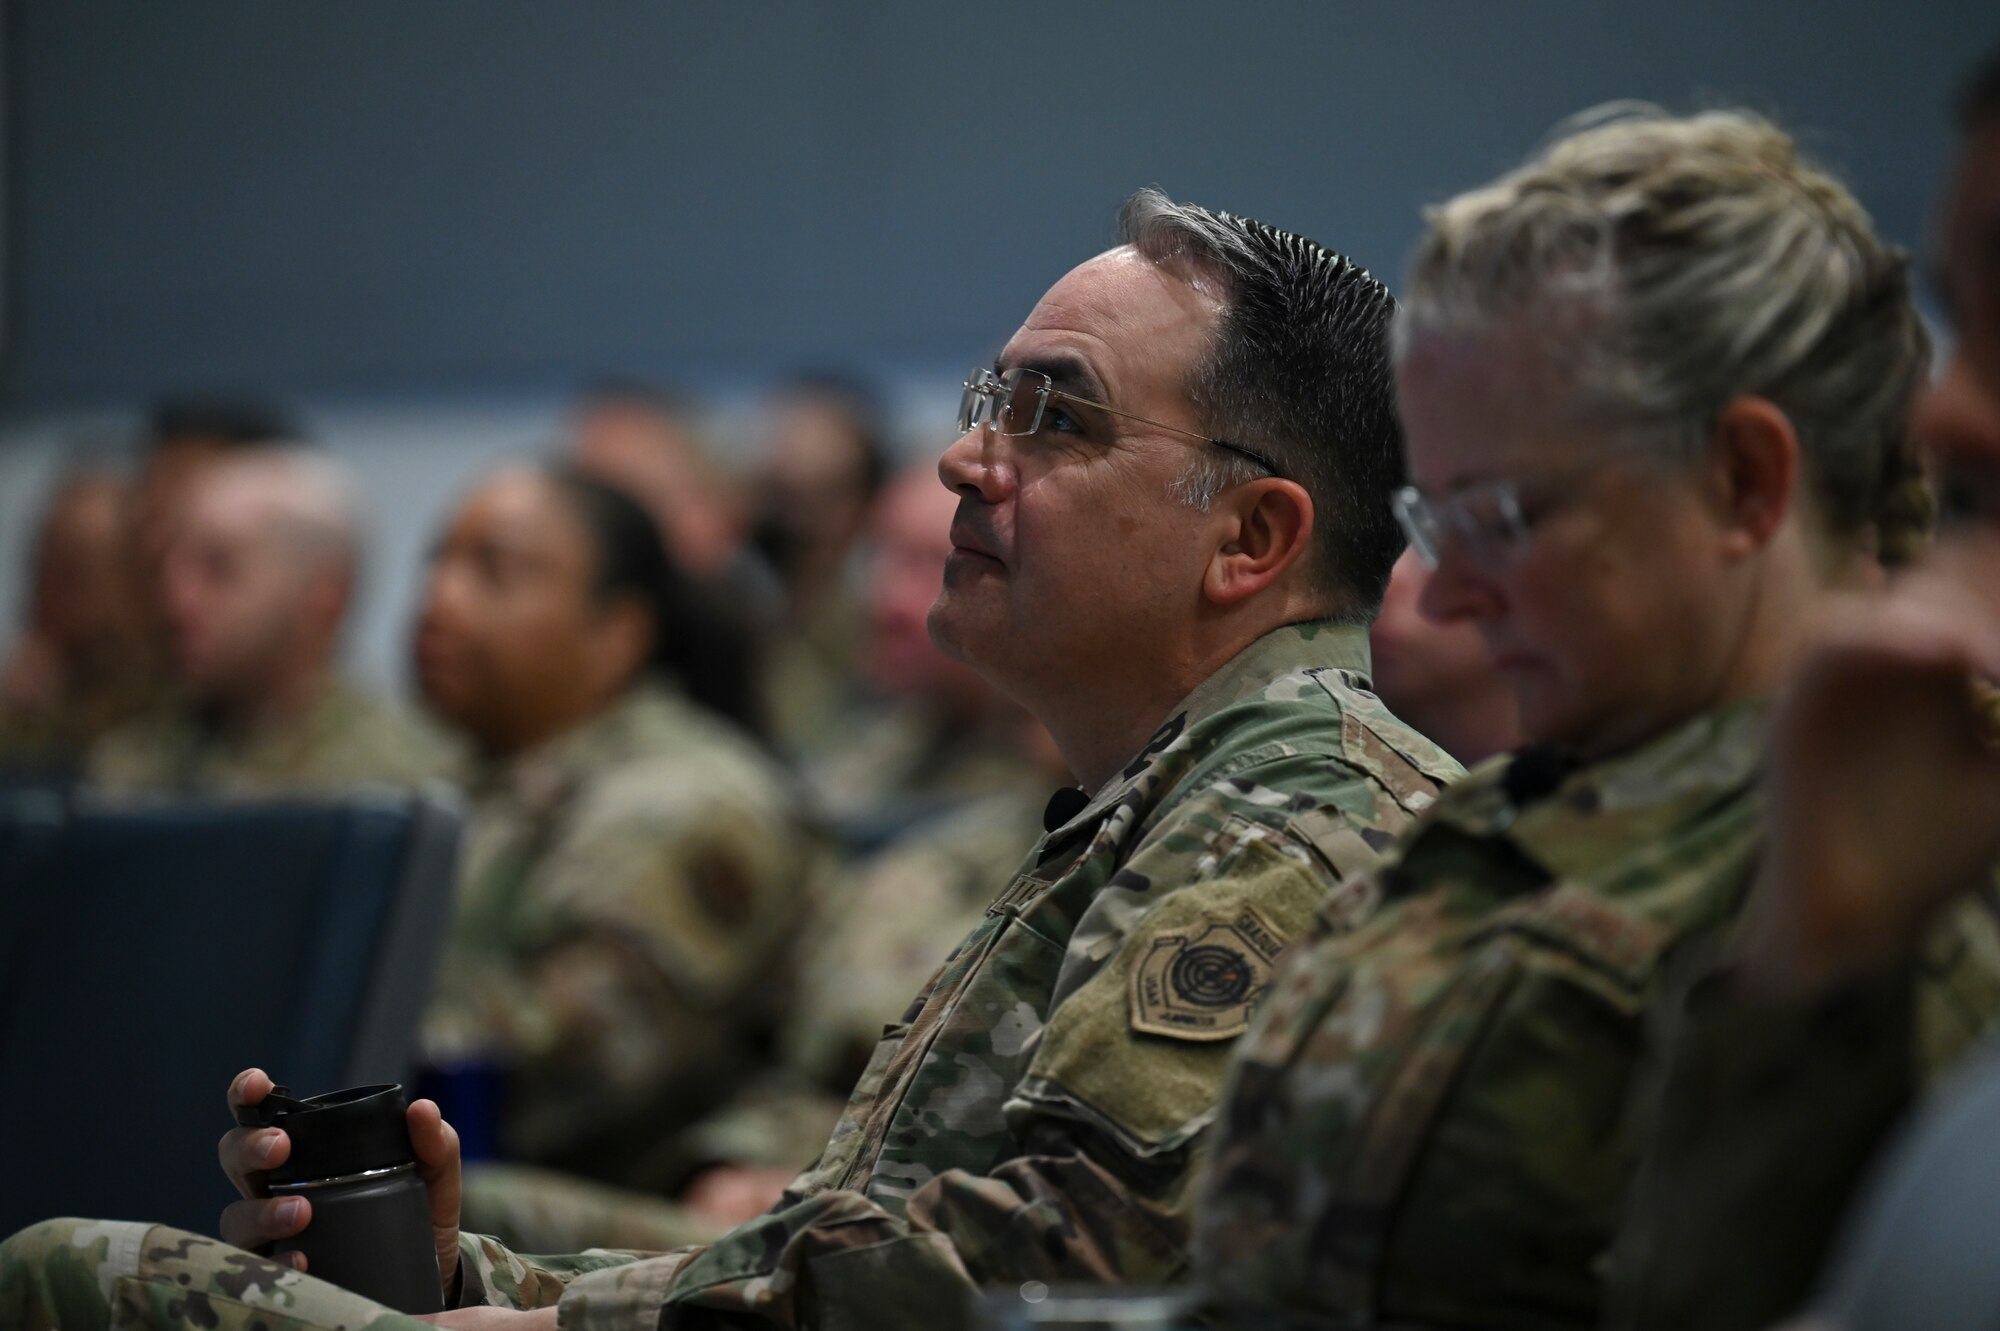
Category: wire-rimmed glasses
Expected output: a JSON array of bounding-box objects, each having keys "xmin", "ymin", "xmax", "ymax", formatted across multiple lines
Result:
[{"xmin": 958, "ymin": 366, "xmax": 1283, "ymax": 477}]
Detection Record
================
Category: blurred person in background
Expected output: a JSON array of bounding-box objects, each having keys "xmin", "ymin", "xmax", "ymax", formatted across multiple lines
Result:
[
  {"xmin": 566, "ymin": 377, "xmax": 782, "ymax": 621},
  {"xmin": 0, "ymin": 467, "xmax": 159, "ymax": 781},
  {"xmin": 751, "ymin": 371, "xmax": 892, "ymax": 755},
  {"xmin": 412, "ymin": 462, "xmax": 820, "ymax": 1202},
  {"xmin": 131, "ymin": 397, "xmax": 297, "ymax": 610},
  {"xmin": 458, "ymin": 468, "xmax": 1066, "ymax": 1251},
  {"xmin": 1595, "ymin": 50, "xmax": 2000, "ymax": 1331},
  {"xmin": 1368, "ymin": 545, "xmax": 1521, "ymax": 765},
  {"xmin": 803, "ymin": 462, "xmax": 1057, "ymax": 847},
  {"xmin": 1190, "ymin": 107, "xmax": 2000, "ymax": 1331},
  {"xmin": 87, "ymin": 448, "xmax": 452, "ymax": 795}
]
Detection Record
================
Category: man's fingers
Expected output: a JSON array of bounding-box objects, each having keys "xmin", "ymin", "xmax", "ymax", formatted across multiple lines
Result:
[
  {"xmin": 217, "ymin": 1126, "xmax": 290, "ymax": 1199},
  {"xmin": 227, "ymin": 1067, "xmax": 273, "ymax": 1112},
  {"xmin": 219, "ymin": 1195, "xmax": 310, "ymax": 1251}
]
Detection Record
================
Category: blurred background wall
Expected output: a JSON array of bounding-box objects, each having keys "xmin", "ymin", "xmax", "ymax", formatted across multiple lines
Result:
[{"xmin": 4, "ymin": 0, "xmax": 1995, "ymax": 692}]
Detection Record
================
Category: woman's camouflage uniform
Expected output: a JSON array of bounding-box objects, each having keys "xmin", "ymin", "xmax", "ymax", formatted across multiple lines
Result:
[{"xmin": 1192, "ymin": 700, "xmax": 2000, "ymax": 1330}]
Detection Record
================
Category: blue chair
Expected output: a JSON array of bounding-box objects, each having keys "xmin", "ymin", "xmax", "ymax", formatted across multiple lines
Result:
[{"xmin": 0, "ymin": 788, "xmax": 461, "ymax": 1237}]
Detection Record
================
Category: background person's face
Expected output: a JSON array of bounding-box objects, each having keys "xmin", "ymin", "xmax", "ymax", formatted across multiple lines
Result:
[
  {"xmin": 927, "ymin": 248, "xmax": 1224, "ymax": 710},
  {"xmin": 864, "ymin": 469, "xmax": 988, "ymax": 706},
  {"xmin": 1397, "ymin": 329, "xmax": 1746, "ymax": 758},
  {"xmin": 159, "ymin": 486, "xmax": 315, "ymax": 704},
  {"xmin": 412, "ymin": 469, "xmax": 611, "ymax": 753},
  {"xmin": 1915, "ymin": 122, "xmax": 2000, "ymax": 514}
]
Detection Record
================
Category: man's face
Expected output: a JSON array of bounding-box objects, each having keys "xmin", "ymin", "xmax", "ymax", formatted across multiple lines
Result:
[
  {"xmin": 159, "ymin": 478, "xmax": 320, "ymax": 704},
  {"xmin": 1915, "ymin": 121, "xmax": 2000, "ymax": 521},
  {"xmin": 927, "ymin": 247, "xmax": 1225, "ymax": 706}
]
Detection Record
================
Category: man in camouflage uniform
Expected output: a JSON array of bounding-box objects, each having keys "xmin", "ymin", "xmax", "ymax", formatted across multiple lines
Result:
[
  {"xmin": 0, "ymin": 189, "xmax": 1461, "ymax": 1329},
  {"xmin": 86, "ymin": 449, "xmax": 453, "ymax": 796}
]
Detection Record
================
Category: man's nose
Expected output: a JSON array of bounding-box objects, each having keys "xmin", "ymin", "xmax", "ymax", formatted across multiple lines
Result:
[{"xmin": 937, "ymin": 427, "xmax": 1015, "ymax": 504}]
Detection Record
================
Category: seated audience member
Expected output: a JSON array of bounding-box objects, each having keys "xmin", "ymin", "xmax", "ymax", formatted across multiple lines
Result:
[
  {"xmin": 0, "ymin": 467, "xmax": 158, "ymax": 781},
  {"xmin": 412, "ymin": 464, "xmax": 818, "ymax": 1193},
  {"xmin": 1604, "ymin": 53, "xmax": 2000, "ymax": 1331},
  {"xmin": 88, "ymin": 449, "xmax": 451, "ymax": 795},
  {"xmin": 566, "ymin": 378, "xmax": 781, "ymax": 618},
  {"xmin": 804, "ymin": 461, "xmax": 1055, "ymax": 840},
  {"xmin": 454, "ymin": 461, "xmax": 1061, "ymax": 1252},
  {"xmin": 131, "ymin": 397, "xmax": 298, "ymax": 608},
  {"xmin": 0, "ymin": 188, "xmax": 1461, "ymax": 1330},
  {"xmin": 1189, "ymin": 107, "xmax": 2000, "ymax": 1331},
  {"xmin": 750, "ymin": 372, "xmax": 892, "ymax": 755},
  {"xmin": 1368, "ymin": 545, "xmax": 1521, "ymax": 765}
]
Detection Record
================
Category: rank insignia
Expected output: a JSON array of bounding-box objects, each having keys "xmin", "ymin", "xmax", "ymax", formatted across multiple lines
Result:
[{"xmin": 1130, "ymin": 904, "xmax": 1287, "ymax": 1041}]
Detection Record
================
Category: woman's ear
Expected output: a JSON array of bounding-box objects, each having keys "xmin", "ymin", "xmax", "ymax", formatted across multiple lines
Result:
[
  {"xmin": 1203, "ymin": 478, "xmax": 1316, "ymax": 606},
  {"xmin": 1708, "ymin": 395, "xmax": 1802, "ymax": 558}
]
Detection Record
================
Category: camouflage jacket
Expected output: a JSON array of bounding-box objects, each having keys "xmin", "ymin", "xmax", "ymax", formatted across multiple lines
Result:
[
  {"xmin": 1193, "ymin": 700, "xmax": 2000, "ymax": 1331},
  {"xmin": 455, "ymin": 621, "xmax": 1462, "ymax": 1329},
  {"xmin": 423, "ymin": 678, "xmax": 822, "ymax": 1191},
  {"xmin": 86, "ymin": 678, "xmax": 454, "ymax": 797},
  {"xmin": 678, "ymin": 785, "xmax": 1055, "ymax": 1177}
]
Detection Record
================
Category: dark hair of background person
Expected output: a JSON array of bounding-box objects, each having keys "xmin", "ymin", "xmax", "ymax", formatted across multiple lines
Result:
[
  {"xmin": 778, "ymin": 368, "xmax": 892, "ymax": 498},
  {"xmin": 543, "ymin": 464, "xmax": 766, "ymax": 740},
  {"xmin": 146, "ymin": 397, "xmax": 300, "ymax": 448},
  {"xmin": 1957, "ymin": 43, "xmax": 2000, "ymax": 128},
  {"xmin": 570, "ymin": 374, "xmax": 700, "ymax": 420},
  {"xmin": 1115, "ymin": 190, "xmax": 1408, "ymax": 625}
]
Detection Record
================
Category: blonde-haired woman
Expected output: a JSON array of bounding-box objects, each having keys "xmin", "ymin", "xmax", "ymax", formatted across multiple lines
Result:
[{"xmin": 1191, "ymin": 107, "xmax": 2000, "ymax": 1331}]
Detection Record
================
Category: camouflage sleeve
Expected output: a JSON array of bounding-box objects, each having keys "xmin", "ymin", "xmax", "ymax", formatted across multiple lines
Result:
[
  {"xmin": 550, "ymin": 766, "xmax": 1400, "ymax": 1331},
  {"xmin": 467, "ymin": 785, "xmax": 815, "ymax": 1174},
  {"xmin": 1603, "ymin": 893, "xmax": 2000, "ymax": 1331}
]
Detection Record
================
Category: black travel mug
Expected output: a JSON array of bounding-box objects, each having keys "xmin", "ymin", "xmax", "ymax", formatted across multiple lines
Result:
[{"xmin": 236, "ymin": 1083, "xmax": 444, "ymax": 1314}]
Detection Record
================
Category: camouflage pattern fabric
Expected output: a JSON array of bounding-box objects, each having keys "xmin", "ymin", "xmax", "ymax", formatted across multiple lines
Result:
[
  {"xmin": 800, "ymin": 703, "xmax": 1047, "ymax": 847},
  {"xmin": 1602, "ymin": 889, "xmax": 2000, "ymax": 1331},
  {"xmin": 429, "ymin": 678, "xmax": 824, "ymax": 1195},
  {"xmin": 85, "ymin": 678, "xmax": 456, "ymax": 796},
  {"xmin": 0, "ymin": 666, "xmax": 163, "ymax": 784},
  {"xmin": 452, "ymin": 786, "xmax": 1047, "ymax": 1256},
  {"xmin": 1191, "ymin": 699, "xmax": 2000, "ymax": 1331},
  {"xmin": 448, "ymin": 621, "xmax": 1460, "ymax": 1329},
  {"xmin": 0, "ymin": 623, "xmax": 1457, "ymax": 1331},
  {"xmin": 460, "ymin": 1163, "xmax": 727, "ymax": 1255},
  {"xmin": 0, "ymin": 1219, "xmax": 432, "ymax": 1331}
]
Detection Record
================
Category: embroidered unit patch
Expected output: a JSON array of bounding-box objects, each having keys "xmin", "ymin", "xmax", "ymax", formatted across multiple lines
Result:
[{"xmin": 1130, "ymin": 903, "xmax": 1288, "ymax": 1041}]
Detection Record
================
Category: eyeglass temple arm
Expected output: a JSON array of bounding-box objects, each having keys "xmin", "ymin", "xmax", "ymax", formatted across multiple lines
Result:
[{"xmin": 1044, "ymin": 387, "xmax": 1282, "ymax": 475}]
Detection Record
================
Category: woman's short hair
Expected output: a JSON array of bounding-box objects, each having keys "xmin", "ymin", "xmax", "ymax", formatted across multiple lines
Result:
[{"xmin": 1398, "ymin": 106, "xmax": 1931, "ymax": 555}]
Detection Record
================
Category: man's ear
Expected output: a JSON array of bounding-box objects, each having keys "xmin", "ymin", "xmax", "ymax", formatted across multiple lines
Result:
[
  {"xmin": 1203, "ymin": 478, "xmax": 1315, "ymax": 606},
  {"xmin": 586, "ymin": 595, "xmax": 656, "ymax": 695},
  {"xmin": 1707, "ymin": 395, "xmax": 1802, "ymax": 558}
]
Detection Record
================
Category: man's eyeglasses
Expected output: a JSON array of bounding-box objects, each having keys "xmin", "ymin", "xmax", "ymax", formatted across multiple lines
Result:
[{"xmin": 958, "ymin": 367, "xmax": 1283, "ymax": 477}]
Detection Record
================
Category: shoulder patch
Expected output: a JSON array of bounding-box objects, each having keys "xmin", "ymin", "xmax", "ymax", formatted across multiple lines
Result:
[{"xmin": 1130, "ymin": 903, "xmax": 1288, "ymax": 1041}]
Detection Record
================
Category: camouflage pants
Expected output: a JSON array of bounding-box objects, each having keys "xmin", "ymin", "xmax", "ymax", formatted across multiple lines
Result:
[{"xmin": 0, "ymin": 1218, "xmax": 424, "ymax": 1331}]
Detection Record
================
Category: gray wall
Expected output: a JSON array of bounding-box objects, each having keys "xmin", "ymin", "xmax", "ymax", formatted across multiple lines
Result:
[
  {"xmin": 7, "ymin": 1, "xmax": 1995, "ymax": 405},
  {"xmin": 3, "ymin": 2, "xmax": 1995, "ymax": 693}
]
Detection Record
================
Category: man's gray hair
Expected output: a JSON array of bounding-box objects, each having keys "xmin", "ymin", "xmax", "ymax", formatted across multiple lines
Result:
[
  {"xmin": 1397, "ymin": 106, "xmax": 1930, "ymax": 548},
  {"xmin": 1117, "ymin": 189, "xmax": 1407, "ymax": 623}
]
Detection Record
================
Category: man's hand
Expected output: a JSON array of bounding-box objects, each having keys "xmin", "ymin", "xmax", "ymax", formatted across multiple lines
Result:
[
  {"xmin": 216, "ymin": 1067, "xmax": 466, "ymax": 1295},
  {"xmin": 680, "ymin": 1163, "xmax": 796, "ymax": 1228},
  {"xmin": 1739, "ymin": 538, "xmax": 2000, "ymax": 995},
  {"xmin": 418, "ymin": 1309, "xmax": 559, "ymax": 1329}
]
